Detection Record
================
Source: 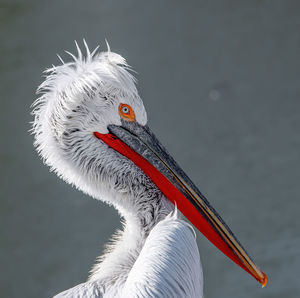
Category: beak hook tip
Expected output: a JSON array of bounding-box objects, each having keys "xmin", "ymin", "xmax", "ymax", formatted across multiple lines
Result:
[{"xmin": 260, "ymin": 271, "xmax": 268, "ymax": 288}]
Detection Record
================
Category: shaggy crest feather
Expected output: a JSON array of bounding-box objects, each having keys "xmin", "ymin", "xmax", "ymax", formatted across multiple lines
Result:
[{"xmin": 32, "ymin": 41, "xmax": 145, "ymax": 193}]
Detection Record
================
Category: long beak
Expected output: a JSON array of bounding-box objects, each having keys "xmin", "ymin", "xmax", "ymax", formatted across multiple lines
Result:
[{"xmin": 94, "ymin": 120, "xmax": 267, "ymax": 287}]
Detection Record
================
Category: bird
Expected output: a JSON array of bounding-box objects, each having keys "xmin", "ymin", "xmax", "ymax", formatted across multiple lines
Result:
[{"xmin": 32, "ymin": 41, "xmax": 267, "ymax": 298}]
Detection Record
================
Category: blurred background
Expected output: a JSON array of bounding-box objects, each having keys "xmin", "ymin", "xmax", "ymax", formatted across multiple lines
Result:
[{"xmin": 0, "ymin": 1, "xmax": 299, "ymax": 297}]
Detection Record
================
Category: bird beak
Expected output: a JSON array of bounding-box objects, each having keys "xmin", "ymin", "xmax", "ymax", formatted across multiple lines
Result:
[{"xmin": 94, "ymin": 120, "xmax": 267, "ymax": 287}]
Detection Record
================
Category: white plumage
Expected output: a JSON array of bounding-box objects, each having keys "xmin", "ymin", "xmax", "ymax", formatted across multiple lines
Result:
[
  {"xmin": 32, "ymin": 41, "xmax": 204, "ymax": 298},
  {"xmin": 55, "ymin": 212, "xmax": 202, "ymax": 298}
]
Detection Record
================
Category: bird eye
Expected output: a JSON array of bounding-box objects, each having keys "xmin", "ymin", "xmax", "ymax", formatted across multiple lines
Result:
[
  {"xmin": 122, "ymin": 106, "xmax": 129, "ymax": 114},
  {"xmin": 119, "ymin": 103, "xmax": 135, "ymax": 122}
]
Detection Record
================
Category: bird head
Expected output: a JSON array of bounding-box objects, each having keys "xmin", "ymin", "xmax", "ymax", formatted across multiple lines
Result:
[
  {"xmin": 32, "ymin": 41, "xmax": 267, "ymax": 287},
  {"xmin": 32, "ymin": 42, "xmax": 151, "ymax": 204}
]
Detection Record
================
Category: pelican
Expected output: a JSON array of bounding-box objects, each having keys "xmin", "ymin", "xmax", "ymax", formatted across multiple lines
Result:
[{"xmin": 32, "ymin": 41, "xmax": 267, "ymax": 297}]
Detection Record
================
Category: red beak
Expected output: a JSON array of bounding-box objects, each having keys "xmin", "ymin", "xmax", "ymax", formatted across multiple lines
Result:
[{"xmin": 94, "ymin": 121, "xmax": 267, "ymax": 287}]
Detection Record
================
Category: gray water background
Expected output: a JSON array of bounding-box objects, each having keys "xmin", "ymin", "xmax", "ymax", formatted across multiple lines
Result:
[{"xmin": 0, "ymin": 1, "xmax": 299, "ymax": 297}]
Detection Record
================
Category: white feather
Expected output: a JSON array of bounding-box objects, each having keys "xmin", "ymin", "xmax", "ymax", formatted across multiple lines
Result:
[
  {"xmin": 54, "ymin": 213, "xmax": 203, "ymax": 298},
  {"xmin": 32, "ymin": 41, "xmax": 203, "ymax": 298}
]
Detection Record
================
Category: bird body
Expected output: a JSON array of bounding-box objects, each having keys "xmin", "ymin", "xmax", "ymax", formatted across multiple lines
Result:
[
  {"xmin": 55, "ymin": 212, "xmax": 202, "ymax": 298},
  {"xmin": 32, "ymin": 41, "xmax": 266, "ymax": 298}
]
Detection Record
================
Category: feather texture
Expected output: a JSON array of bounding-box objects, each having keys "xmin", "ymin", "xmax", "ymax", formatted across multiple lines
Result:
[
  {"xmin": 32, "ymin": 41, "xmax": 203, "ymax": 298},
  {"xmin": 55, "ymin": 212, "xmax": 203, "ymax": 298}
]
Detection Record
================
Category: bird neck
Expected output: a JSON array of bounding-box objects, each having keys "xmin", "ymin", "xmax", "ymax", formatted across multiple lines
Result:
[{"xmin": 88, "ymin": 194, "xmax": 174, "ymax": 286}]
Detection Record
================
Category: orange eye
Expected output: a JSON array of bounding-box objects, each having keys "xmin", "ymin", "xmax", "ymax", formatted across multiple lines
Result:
[{"xmin": 119, "ymin": 103, "xmax": 135, "ymax": 122}]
